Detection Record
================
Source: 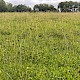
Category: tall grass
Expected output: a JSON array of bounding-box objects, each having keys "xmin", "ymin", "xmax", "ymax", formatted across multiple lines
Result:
[{"xmin": 0, "ymin": 12, "xmax": 80, "ymax": 80}]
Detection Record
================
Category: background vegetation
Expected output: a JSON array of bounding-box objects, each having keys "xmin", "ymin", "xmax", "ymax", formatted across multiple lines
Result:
[
  {"xmin": 0, "ymin": 12, "xmax": 80, "ymax": 80},
  {"xmin": 0, "ymin": 0, "xmax": 80, "ymax": 12}
]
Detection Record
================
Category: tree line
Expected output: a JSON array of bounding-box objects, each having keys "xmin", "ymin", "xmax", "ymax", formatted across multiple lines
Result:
[
  {"xmin": 58, "ymin": 1, "xmax": 80, "ymax": 12},
  {"xmin": 0, "ymin": 0, "xmax": 80, "ymax": 12}
]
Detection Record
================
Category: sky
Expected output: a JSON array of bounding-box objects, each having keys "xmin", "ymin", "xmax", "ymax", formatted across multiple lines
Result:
[{"xmin": 4, "ymin": 0, "xmax": 80, "ymax": 8}]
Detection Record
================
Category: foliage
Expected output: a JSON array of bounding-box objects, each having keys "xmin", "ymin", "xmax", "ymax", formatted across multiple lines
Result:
[
  {"xmin": 33, "ymin": 4, "xmax": 57, "ymax": 12},
  {"xmin": 0, "ymin": 0, "xmax": 31, "ymax": 12},
  {"xmin": 6, "ymin": 3, "xmax": 13, "ymax": 12},
  {"xmin": 14, "ymin": 4, "xmax": 31, "ymax": 12},
  {"xmin": 58, "ymin": 1, "xmax": 80, "ymax": 12},
  {"xmin": 0, "ymin": 0, "xmax": 7, "ymax": 12},
  {"xmin": 0, "ymin": 0, "xmax": 80, "ymax": 12}
]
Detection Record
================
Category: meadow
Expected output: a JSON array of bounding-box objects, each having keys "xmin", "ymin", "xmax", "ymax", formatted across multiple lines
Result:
[{"xmin": 0, "ymin": 12, "xmax": 80, "ymax": 80}]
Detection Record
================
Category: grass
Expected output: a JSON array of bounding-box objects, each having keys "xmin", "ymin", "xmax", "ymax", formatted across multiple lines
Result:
[{"xmin": 0, "ymin": 12, "xmax": 80, "ymax": 80}]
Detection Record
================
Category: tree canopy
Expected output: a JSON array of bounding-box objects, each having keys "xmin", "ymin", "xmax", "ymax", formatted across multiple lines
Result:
[
  {"xmin": 0, "ymin": 0, "xmax": 32, "ymax": 12},
  {"xmin": 58, "ymin": 1, "xmax": 80, "ymax": 12},
  {"xmin": 12, "ymin": 4, "xmax": 31, "ymax": 12},
  {"xmin": 33, "ymin": 4, "xmax": 57, "ymax": 12},
  {"xmin": 0, "ymin": 0, "xmax": 80, "ymax": 12},
  {"xmin": 0, "ymin": 0, "xmax": 7, "ymax": 12}
]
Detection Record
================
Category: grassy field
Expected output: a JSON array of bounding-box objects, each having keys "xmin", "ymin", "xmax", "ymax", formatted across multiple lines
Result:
[{"xmin": 0, "ymin": 12, "xmax": 80, "ymax": 80}]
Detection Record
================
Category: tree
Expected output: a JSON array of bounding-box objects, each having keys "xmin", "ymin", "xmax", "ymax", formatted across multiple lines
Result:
[
  {"xmin": 6, "ymin": 3, "xmax": 13, "ymax": 12},
  {"xmin": 58, "ymin": 1, "xmax": 79, "ymax": 12},
  {"xmin": 0, "ymin": 0, "xmax": 7, "ymax": 12},
  {"xmin": 49, "ymin": 5, "xmax": 57, "ymax": 11},
  {"xmin": 78, "ymin": 3, "xmax": 80, "ymax": 11},
  {"xmin": 34, "ymin": 4, "xmax": 57, "ymax": 12},
  {"xmin": 14, "ymin": 4, "xmax": 31, "ymax": 12}
]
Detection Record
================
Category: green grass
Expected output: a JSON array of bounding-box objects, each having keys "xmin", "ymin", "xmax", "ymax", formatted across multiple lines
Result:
[{"xmin": 0, "ymin": 12, "xmax": 80, "ymax": 80}]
